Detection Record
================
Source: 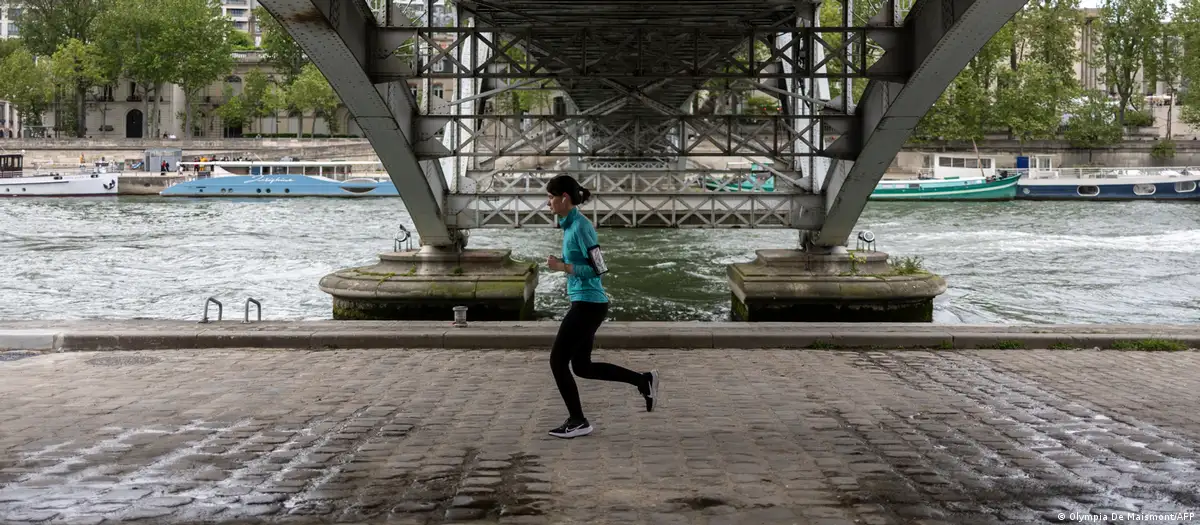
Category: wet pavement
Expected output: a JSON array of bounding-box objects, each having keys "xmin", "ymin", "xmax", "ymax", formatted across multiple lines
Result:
[{"xmin": 1, "ymin": 348, "xmax": 1199, "ymax": 524}]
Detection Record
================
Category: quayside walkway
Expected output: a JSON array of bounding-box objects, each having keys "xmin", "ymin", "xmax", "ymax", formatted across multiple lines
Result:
[
  {"xmin": 2, "ymin": 320, "xmax": 1200, "ymax": 352},
  {"xmin": 1, "ymin": 347, "xmax": 1199, "ymax": 524}
]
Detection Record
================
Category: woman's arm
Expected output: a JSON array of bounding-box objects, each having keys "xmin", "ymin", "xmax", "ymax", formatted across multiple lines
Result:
[{"xmin": 572, "ymin": 222, "xmax": 608, "ymax": 278}]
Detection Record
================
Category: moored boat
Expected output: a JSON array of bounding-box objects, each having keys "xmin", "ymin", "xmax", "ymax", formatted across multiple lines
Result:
[
  {"xmin": 1016, "ymin": 166, "xmax": 1200, "ymax": 201},
  {"xmin": 161, "ymin": 160, "xmax": 399, "ymax": 198},
  {"xmin": 0, "ymin": 154, "xmax": 119, "ymax": 198},
  {"xmin": 870, "ymin": 171, "xmax": 1022, "ymax": 201},
  {"xmin": 160, "ymin": 174, "xmax": 399, "ymax": 197},
  {"xmin": 870, "ymin": 153, "xmax": 1021, "ymax": 201}
]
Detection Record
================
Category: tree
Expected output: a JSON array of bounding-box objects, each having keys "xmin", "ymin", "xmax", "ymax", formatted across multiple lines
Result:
[
  {"xmin": 0, "ymin": 48, "xmax": 55, "ymax": 134},
  {"xmin": 286, "ymin": 63, "xmax": 339, "ymax": 138},
  {"xmin": 230, "ymin": 31, "xmax": 255, "ymax": 51},
  {"xmin": 1176, "ymin": 0, "xmax": 1200, "ymax": 129},
  {"xmin": 168, "ymin": 0, "xmax": 237, "ymax": 138},
  {"xmin": 254, "ymin": 6, "xmax": 305, "ymax": 85},
  {"xmin": 215, "ymin": 69, "xmax": 283, "ymax": 135},
  {"xmin": 94, "ymin": 0, "xmax": 177, "ymax": 138},
  {"xmin": 997, "ymin": 62, "xmax": 1072, "ymax": 146},
  {"xmin": 1063, "ymin": 90, "xmax": 1123, "ymax": 147},
  {"xmin": 214, "ymin": 85, "xmax": 247, "ymax": 134},
  {"xmin": 50, "ymin": 39, "xmax": 111, "ymax": 138},
  {"xmin": 18, "ymin": 0, "xmax": 111, "ymax": 137},
  {"xmin": 1098, "ymin": 0, "xmax": 1168, "ymax": 125},
  {"xmin": 1145, "ymin": 20, "xmax": 1181, "ymax": 139},
  {"xmin": 0, "ymin": 39, "xmax": 24, "ymax": 61}
]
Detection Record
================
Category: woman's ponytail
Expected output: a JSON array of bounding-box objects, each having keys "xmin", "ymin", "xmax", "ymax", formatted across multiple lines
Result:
[{"xmin": 546, "ymin": 175, "xmax": 591, "ymax": 205}]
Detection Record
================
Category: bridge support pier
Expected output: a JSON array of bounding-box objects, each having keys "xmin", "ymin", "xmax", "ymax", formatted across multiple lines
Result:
[
  {"xmin": 727, "ymin": 249, "xmax": 947, "ymax": 322},
  {"xmin": 318, "ymin": 248, "xmax": 539, "ymax": 321}
]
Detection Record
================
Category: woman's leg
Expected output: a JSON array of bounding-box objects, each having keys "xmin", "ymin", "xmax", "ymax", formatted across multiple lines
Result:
[
  {"xmin": 568, "ymin": 302, "xmax": 649, "ymax": 389},
  {"xmin": 550, "ymin": 304, "xmax": 587, "ymax": 421}
]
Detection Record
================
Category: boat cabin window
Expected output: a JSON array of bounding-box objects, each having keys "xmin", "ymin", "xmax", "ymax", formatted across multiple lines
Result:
[
  {"xmin": 937, "ymin": 156, "xmax": 991, "ymax": 168},
  {"xmin": 0, "ymin": 154, "xmax": 22, "ymax": 178},
  {"xmin": 1175, "ymin": 181, "xmax": 1196, "ymax": 193},
  {"xmin": 1035, "ymin": 156, "xmax": 1053, "ymax": 169},
  {"xmin": 1077, "ymin": 185, "xmax": 1100, "ymax": 196},
  {"xmin": 1133, "ymin": 184, "xmax": 1156, "ymax": 196}
]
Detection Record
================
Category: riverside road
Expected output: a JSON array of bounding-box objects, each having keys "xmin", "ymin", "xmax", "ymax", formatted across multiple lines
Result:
[{"xmin": 1, "ymin": 348, "xmax": 1198, "ymax": 524}]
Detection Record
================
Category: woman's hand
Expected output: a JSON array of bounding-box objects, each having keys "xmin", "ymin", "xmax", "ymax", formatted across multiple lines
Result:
[{"xmin": 547, "ymin": 256, "xmax": 565, "ymax": 272}]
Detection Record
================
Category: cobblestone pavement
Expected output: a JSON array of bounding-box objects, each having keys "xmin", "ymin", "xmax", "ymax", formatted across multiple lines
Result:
[{"xmin": 1, "ymin": 349, "xmax": 1199, "ymax": 525}]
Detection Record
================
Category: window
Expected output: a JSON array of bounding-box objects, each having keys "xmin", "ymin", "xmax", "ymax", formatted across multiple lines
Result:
[
  {"xmin": 1133, "ymin": 184, "xmax": 1156, "ymax": 196},
  {"xmin": 1036, "ymin": 156, "xmax": 1052, "ymax": 169},
  {"xmin": 1175, "ymin": 181, "xmax": 1196, "ymax": 193},
  {"xmin": 7, "ymin": 22, "xmax": 17, "ymax": 36},
  {"xmin": 432, "ymin": 85, "xmax": 444, "ymax": 98},
  {"xmin": 227, "ymin": 8, "xmax": 247, "ymax": 17},
  {"xmin": 965, "ymin": 159, "xmax": 978, "ymax": 169},
  {"xmin": 951, "ymin": 157, "xmax": 965, "ymax": 168},
  {"xmin": 981, "ymin": 159, "xmax": 992, "ymax": 169},
  {"xmin": 1077, "ymin": 185, "xmax": 1100, "ymax": 196},
  {"xmin": 939, "ymin": 157, "xmax": 951, "ymax": 167}
]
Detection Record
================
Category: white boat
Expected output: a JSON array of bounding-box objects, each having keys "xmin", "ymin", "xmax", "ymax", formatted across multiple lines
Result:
[{"xmin": 0, "ymin": 154, "xmax": 119, "ymax": 198}]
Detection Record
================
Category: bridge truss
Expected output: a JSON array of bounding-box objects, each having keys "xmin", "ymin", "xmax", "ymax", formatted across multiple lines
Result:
[{"xmin": 258, "ymin": 0, "xmax": 1028, "ymax": 247}]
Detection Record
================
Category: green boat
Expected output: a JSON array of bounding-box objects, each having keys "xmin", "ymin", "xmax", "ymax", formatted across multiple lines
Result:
[
  {"xmin": 704, "ymin": 163, "xmax": 776, "ymax": 192},
  {"xmin": 870, "ymin": 171, "xmax": 1023, "ymax": 201}
]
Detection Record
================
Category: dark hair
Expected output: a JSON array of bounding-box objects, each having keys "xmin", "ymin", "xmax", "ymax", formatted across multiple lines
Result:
[{"xmin": 545, "ymin": 174, "xmax": 591, "ymax": 205}]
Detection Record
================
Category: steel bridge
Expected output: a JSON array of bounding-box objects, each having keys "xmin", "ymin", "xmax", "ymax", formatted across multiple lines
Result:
[{"xmin": 257, "ymin": 0, "xmax": 1026, "ymax": 251}]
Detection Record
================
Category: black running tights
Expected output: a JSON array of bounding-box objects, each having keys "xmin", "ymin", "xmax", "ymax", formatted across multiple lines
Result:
[{"xmin": 551, "ymin": 301, "xmax": 644, "ymax": 420}]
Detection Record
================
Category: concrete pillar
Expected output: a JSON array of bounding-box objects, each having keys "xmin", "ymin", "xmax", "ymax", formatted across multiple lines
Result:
[
  {"xmin": 727, "ymin": 248, "xmax": 947, "ymax": 322},
  {"xmin": 318, "ymin": 247, "xmax": 539, "ymax": 321}
]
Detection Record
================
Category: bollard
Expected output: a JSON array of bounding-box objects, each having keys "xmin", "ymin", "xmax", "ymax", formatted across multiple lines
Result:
[{"xmin": 453, "ymin": 306, "xmax": 468, "ymax": 327}]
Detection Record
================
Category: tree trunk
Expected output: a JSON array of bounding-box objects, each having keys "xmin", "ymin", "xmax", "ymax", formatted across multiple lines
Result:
[
  {"xmin": 1166, "ymin": 96, "xmax": 1173, "ymax": 139},
  {"xmin": 153, "ymin": 84, "xmax": 162, "ymax": 138},
  {"xmin": 142, "ymin": 84, "xmax": 152, "ymax": 138},
  {"xmin": 75, "ymin": 86, "xmax": 87, "ymax": 138},
  {"xmin": 296, "ymin": 113, "xmax": 303, "ymax": 139},
  {"xmin": 184, "ymin": 90, "xmax": 193, "ymax": 139}
]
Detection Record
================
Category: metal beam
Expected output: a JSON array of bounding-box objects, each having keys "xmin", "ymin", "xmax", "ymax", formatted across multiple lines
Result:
[
  {"xmin": 376, "ymin": 25, "xmax": 905, "ymax": 80},
  {"xmin": 256, "ymin": 0, "xmax": 457, "ymax": 247},
  {"xmin": 811, "ymin": 0, "xmax": 1029, "ymax": 247}
]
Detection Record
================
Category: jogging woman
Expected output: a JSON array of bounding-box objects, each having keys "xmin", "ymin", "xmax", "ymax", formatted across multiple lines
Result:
[{"xmin": 544, "ymin": 174, "xmax": 659, "ymax": 439}]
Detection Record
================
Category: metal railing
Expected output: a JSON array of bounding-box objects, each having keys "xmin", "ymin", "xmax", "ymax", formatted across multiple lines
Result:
[{"xmin": 1010, "ymin": 166, "xmax": 1200, "ymax": 180}]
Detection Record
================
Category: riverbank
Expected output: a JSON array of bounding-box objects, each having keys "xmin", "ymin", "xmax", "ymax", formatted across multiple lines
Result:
[{"xmin": 1, "ymin": 320, "xmax": 1195, "ymax": 352}]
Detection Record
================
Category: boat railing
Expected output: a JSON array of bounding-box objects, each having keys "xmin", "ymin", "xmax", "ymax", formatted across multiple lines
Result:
[{"xmin": 1013, "ymin": 166, "xmax": 1200, "ymax": 180}]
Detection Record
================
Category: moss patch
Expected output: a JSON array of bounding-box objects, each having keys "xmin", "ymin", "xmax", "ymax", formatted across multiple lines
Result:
[{"xmin": 1111, "ymin": 339, "xmax": 1187, "ymax": 351}]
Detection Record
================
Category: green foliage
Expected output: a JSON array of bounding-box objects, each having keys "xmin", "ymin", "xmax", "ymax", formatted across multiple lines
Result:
[
  {"xmin": 1098, "ymin": 0, "xmax": 1169, "ymax": 124},
  {"xmin": 168, "ymin": 0, "xmax": 237, "ymax": 138},
  {"xmin": 50, "ymin": 39, "xmax": 108, "ymax": 89},
  {"xmin": 0, "ymin": 39, "xmax": 25, "ymax": 62},
  {"xmin": 1150, "ymin": 139, "xmax": 1176, "ymax": 159},
  {"xmin": 1123, "ymin": 109, "xmax": 1153, "ymax": 127},
  {"xmin": 1111, "ymin": 339, "xmax": 1187, "ymax": 351},
  {"xmin": 214, "ymin": 85, "xmax": 246, "ymax": 128},
  {"xmin": 888, "ymin": 256, "xmax": 927, "ymax": 276},
  {"xmin": 230, "ymin": 31, "xmax": 255, "ymax": 51},
  {"xmin": 1063, "ymin": 91, "xmax": 1123, "ymax": 147},
  {"xmin": 286, "ymin": 63, "xmax": 340, "ymax": 137},
  {"xmin": 744, "ymin": 95, "xmax": 779, "ymax": 115},
  {"xmin": 0, "ymin": 47, "xmax": 55, "ymax": 127},
  {"xmin": 254, "ymin": 6, "xmax": 305, "ymax": 85},
  {"xmin": 1177, "ymin": 0, "xmax": 1200, "ymax": 128},
  {"xmin": 16, "ymin": 0, "xmax": 111, "ymax": 57}
]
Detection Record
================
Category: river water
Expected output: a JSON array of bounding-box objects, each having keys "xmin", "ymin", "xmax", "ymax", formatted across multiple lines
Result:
[{"xmin": 1, "ymin": 197, "xmax": 1197, "ymax": 324}]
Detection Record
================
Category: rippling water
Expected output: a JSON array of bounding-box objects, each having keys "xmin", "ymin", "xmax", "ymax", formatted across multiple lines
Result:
[{"xmin": 1, "ymin": 197, "xmax": 1198, "ymax": 324}]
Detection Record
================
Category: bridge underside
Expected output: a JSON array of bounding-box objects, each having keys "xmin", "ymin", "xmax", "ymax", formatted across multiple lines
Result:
[{"xmin": 258, "ymin": 0, "xmax": 1028, "ymax": 249}]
